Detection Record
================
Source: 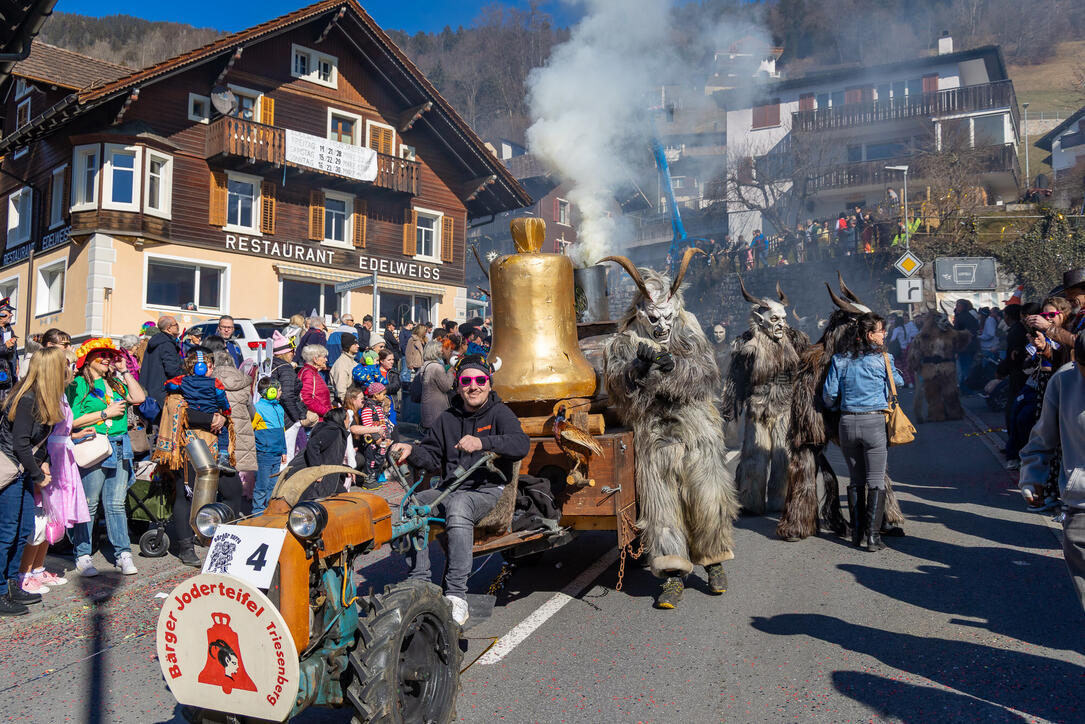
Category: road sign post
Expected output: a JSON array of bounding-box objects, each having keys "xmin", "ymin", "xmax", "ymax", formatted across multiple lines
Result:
[
  {"xmin": 333, "ymin": 273, "xmax": 379, "ymax": 329},
  {"xmin": 896, "ymin": 278, "xmax": 923, "ymax": 305}
]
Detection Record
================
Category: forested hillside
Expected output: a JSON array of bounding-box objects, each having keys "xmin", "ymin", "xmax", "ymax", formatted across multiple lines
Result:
[{"xmin": 37, "ymin": 1, "xmax": 1085, "ymax": 143}]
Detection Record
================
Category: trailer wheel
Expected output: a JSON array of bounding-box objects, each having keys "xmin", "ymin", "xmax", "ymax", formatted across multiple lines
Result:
[
  {"xmin": 346, "ymin": 580, "xmax": 461, "ymax": 724},
  {"xmin": 139, "ymin": 528, "xmax": 169, "ymax": 558}
]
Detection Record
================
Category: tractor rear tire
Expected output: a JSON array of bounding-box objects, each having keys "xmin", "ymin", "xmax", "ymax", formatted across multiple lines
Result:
[{"xmin": 346, "ymin": 580, "xmax": 462, "ymax": 724}]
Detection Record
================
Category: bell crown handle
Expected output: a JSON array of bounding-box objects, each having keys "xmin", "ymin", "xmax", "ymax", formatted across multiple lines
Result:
[{"xmin": 511, "ymin": 217, "xmax": 546, "ymax": 253}]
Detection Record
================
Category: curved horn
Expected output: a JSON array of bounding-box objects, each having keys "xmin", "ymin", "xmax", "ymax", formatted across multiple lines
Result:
[
  {"xmin": 791, "ymin": 308, "xmax": 802, "ymax": 322},
  {"xmin": 776, "ymin": 281, "xmax": 790, "ymax": 307},
  {"xmin": 669, "ymin": 247, "xmax": 705, "ymax": 298},
  {"xmin": 837, "ymin": 271, "xmax": 863, "ymax": 303},
  {"xmin": 270, "ymin": 465, "xmax": 361, "ymax": 507},
  {"xmin": 599, "ymin": 255, "xmax": 651, "ymax": 300},
  {"xmin": 826, "ymin": 282, "xmax": 861, "ymax": 314},
  {"xmin": 738, "ymin": 276, "xmax": 760, "ymax": 305}
]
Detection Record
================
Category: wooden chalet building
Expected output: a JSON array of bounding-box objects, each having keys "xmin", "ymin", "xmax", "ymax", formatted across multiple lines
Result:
[{"xmin": 0, "ymin": 1, "xmax": 530, "ymax": 340}]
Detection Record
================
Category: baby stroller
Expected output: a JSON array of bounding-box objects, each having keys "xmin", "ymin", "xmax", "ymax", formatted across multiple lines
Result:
[{"xmin": 126, "ymin": 460, "xmax": 173, "ymax": 557}]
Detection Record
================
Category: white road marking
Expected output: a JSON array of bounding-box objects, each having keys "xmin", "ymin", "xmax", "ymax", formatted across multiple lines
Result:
[{"xmin": 477, "ymin": 547, "xmax": 620, "ymax": 665}]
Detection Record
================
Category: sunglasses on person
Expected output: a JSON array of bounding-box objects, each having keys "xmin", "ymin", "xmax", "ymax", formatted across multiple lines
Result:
[
  {"xmin": 1038, "ymin": 311, "xmax": 1061, "ymax": 319},
  {"xmin": 458, "ymin": 375, "xmax": 490, "ymax": 387}
]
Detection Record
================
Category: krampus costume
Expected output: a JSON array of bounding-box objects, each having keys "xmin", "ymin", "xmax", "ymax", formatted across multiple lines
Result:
[
  {"xmin": 776, "ymin": 277, "xmax": 906, "ymax": 542},
  {"xmin": 907, "ymin": 312, "xmax": 972, "ymax": 422},
  {"xmin": 601, "ymin": 249, "xmax": 740, "ymax": 610},
  {"xmin": 721, "ymin": 280, "xmax": 807, "ymax": 513}
]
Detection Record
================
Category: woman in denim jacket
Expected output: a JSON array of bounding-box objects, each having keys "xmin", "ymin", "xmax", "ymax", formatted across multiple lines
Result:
[{"xmin": 823, "ymin": 313, "xmax": 904, "ymax": 552}]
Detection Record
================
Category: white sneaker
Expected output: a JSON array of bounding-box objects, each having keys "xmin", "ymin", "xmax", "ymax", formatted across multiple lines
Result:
[
  {"xmin": 445, "ymin": 595, "xmax": 469, "ymax": 626},
  {"xmin": 117, "ymin": 552, "xmax": 138, "ymax": 576},
  {"xmin": 76, "ymin": 555, "xmax": 99, "ymax": 577},
  {"xmin": 1005, "ymin": 459, "xmax": 1020, "ymax": 471}
]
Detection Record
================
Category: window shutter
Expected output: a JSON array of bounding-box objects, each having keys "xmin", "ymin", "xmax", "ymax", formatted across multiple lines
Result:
[
  {"xmin": 369, "ymin": 126, "xmax": 393, "ymax": 156},
  {"xmin": 62, "ymin": 167, "xmax": 71, "ymax": 222},
  {"xmin": 553, "ymin": 197, "xmax": 559, "ymax": 222},
  {"xmin": 261, "ymin": 181, "xmax": 276, "ymax": 235},
  {"xmin": 353, "ymin": 198, "xmax": 366, "ymax": 248},
  {"xmin": 798, "ymin": 93, "xmax": 814, "ymax": 111},
  {"xmin": 922, "ymin": 74, "xmax": 939, "ymax": 93},
  {"xmin": 308, "ymin": 190, "xmax": 325, "ymax": 241},
  {"xmin": 42, "ymin": 176, "xmax": 51, "ymax": 228},
  {"xmin": 260, "ymin": 96, "xmax": 275, "ymax": 126},
  {"xmin": 402, "ymin": 207, "xmax": 417, "ymax": 256},
  {"xmin": 441, "ymin": 216, "xmax": 454, "ymax": 263},
  {"xmin": 208, "ymin": 170, "xmax": 227, "ymax": 226}
]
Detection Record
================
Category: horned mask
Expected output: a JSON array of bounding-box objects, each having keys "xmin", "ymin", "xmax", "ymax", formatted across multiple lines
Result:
[
  {"xmin": 740, "ymin": 278, "xmax": 790, "ymax": 340},
  {"xmin": 826, "ymin": 272, "xmax": 872, "ymax": 315},
  {"xmin": 601, "ymin": 248, "xmax": 702, "ymax": 346}
]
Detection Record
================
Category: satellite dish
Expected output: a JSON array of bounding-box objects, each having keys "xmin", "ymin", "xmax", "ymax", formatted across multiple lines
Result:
[{"xmin": 210, "ymin": 86, "xmax": 238, "ymax": 116}]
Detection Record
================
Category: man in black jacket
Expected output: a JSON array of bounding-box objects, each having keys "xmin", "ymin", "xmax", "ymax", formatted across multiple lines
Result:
[
  {"xmin": 391, "ymin": 355, "xmax": 529, "ymax": 625},
  {"xmin": 138, "ymin": 316, "xmax": 183, "ymax": 413},
  {"xmin": 0, "ymin": 299, "xmax": 18, "ymax": 401},
  {"xmin": 269, "ymin": 332, "xmax": 308, "ymax": 455},
  {"xmin": 354, "ymin": 314, "xmax": 373, "ymax": 350}
]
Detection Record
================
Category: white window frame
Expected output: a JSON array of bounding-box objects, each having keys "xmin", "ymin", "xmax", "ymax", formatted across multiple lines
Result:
[
  {"xmin": 327, "ymin": 107, "xmax": 363, "ymax": 146},
  {"xmin": 0, "ymin": 275, "xmax": 17, "ymax": 323},
  {"xmin": 102, "ymin": 143, "xmax": 142, "ymax": 212},
  {"xmin": 413, "ymin": 206, "xmax": 443, "ymax": 264},
  {"xmin": 556, "ymin": 198, "xmax": 570, "ymax": 226},
  {"xmin": 35, "ymin": 258, "xmax": 66, "ymax": 317},
  {"xmin": 143, "ymin": 150, "xmax": 173, "ymax": 220},
  {"xmin": 143, "ymin": 251, "xmax": 231, "ymax": 314},
  {"xmin": 223, "ymin": 170, "xmax": 262, "ymax": 234},
  {"xmin": 227, "ymin": 83, "xmax": 263, "ymax": 123},
  {"xmin": 14, "ymin": 78, "xmax": 30, "ymax": 100},
  {"xmin": 278, "ymin": 277, "xmax": 344, "ymax": 319},
  {"xmin": 49, "ymin": 165, "xmax": 67, "ymax": 229},
  {"xmin": 13, "ymin": 98, "xmax": 30, "ymax": 159},
  {"xmin": 290, "ymin": 44, "xmax": 338, "ymax": 89},
  {"xmin": 321, "ymin": 189, "xmax": 354, "ymax": 249},
  {"xmin": 400, "ymin": 144, "xmax": 416, "ymax": 161},
  {"xmin": 71, "ymin": 144, "xmax": 100, "ymax": 212},
  {"xmin": 6, "ymin": 187, "xmax": 32, "ymax": 247},
  {"xmin": 188, "ymin": 92, "xmax": 211, "ymax": 124},
  {"xmin": 365, "ymin": 119, "xmax": 396, "ymax": 155}
]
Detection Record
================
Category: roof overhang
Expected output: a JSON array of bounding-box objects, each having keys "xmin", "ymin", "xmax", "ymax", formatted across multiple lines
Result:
[{"xmin": 0, "ymin": 0, "xmax": 59, "ymax": 84}]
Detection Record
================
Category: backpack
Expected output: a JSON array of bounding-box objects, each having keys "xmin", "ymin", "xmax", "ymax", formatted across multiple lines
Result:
[{"xmin": 409, "ymin": 362, "xmax": 427, "ymax": 403}]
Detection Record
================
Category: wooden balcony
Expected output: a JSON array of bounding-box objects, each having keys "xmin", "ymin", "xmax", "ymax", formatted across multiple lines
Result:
[
  {"xmin": 792, "ymin": 80, "xmax": 1019, "ymax": 134},
  {"xmin": 806, "ymin": 144, "xmax": 1021, "ymax": 194},
  {"xmin": 206, "ymin": 116, "xmax": 419, "ymax": 196}
]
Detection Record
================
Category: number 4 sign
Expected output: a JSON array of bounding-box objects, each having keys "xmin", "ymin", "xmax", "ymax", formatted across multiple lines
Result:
[{"xmin": 202, "ymin": 525, "xmax": 287, "ymax": 590}]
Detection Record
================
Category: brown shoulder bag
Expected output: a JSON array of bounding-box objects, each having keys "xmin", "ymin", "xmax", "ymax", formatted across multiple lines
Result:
[{"xmin": 883, "ymin": 353, "xmax": 916, "ymax": 446}]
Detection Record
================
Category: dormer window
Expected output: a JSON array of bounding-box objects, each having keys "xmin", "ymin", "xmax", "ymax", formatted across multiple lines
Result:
[
  {"xmin": 14, "ymin": 78, "xmax": 30, "ymax": 100},
  {"xmin": 291, "ymin": 44, "xmax": 337, "ymax": 89}
]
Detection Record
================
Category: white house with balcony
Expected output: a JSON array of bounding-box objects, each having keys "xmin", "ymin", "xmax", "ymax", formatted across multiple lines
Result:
[
  {"xmin": 720, "ymin": 40, "xmax": 1022, "ymax": 238},
  {"xmin": 1035, "ymin": 106, "xmax": 1085, "ymax": 181}
]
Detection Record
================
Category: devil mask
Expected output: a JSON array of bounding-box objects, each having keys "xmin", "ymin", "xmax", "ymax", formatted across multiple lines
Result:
[
  {"xmin": 740, "ymin": 279, "xmax": 790, "ymax": 341},
  {"xmin": 601, "ymin": 248, "xmax": 703, "ymax": 347}
]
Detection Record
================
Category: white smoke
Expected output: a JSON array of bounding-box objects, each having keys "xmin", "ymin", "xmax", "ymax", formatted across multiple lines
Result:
[{"xmin": 526, "ymin": 0, "xmax": 772, "ymax": 267}]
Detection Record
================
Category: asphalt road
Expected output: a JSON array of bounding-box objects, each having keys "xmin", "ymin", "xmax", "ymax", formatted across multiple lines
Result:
[{"xmin": 1, "ymin": 393, "xmax": 1082, "ymax": 723}]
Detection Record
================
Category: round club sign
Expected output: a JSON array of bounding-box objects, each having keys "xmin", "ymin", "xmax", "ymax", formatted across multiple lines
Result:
[{"xmin": 157, "ymin": 573, "xmax": 300, "ymax": 721}]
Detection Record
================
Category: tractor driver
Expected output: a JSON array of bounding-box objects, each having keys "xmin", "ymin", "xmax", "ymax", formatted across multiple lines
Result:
[{"xmin": 391, "ymin": 355, "xmax": 529, "ymax": 625}]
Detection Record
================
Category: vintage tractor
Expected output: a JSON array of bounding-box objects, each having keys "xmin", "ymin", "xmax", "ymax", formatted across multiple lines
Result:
[{"xmin": 156, "ymin": 450, "xmax": 506, "ymax": 724}]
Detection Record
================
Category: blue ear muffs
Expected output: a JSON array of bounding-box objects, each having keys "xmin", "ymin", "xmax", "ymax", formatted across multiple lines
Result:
[{"xmin": 194, "ymin": 350, "xmax": 208, "ymax": 376}]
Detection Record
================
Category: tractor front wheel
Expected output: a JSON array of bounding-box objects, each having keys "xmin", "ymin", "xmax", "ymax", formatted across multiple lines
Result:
[{"xmin": 346, "ymin": 580, "xmax": 462, "ymax": 724}]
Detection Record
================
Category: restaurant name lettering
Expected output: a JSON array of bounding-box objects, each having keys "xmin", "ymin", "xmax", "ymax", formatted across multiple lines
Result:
[{"xmin": 222, "ymin": 234, "xmax": 441, "ymax": 283}]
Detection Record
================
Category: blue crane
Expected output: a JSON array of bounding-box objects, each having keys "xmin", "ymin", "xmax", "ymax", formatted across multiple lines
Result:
[{"xmin": 649, "ymin": 116, "xmax": 713, "ymax": 274}]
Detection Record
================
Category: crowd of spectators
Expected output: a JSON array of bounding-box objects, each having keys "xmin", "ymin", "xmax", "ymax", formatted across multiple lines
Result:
[{"xmin": 0, "ymin": 306, "xmax": 494, "ymax": 616}]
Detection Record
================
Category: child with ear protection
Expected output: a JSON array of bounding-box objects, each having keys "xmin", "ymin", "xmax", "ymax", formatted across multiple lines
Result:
[
  {"xmin": 250, "ymin": 377, "xmax": 287, "ymax": 515},
  {"xmin": 164, "ymin": 346, "xmax": 233, "ymax": 471}
]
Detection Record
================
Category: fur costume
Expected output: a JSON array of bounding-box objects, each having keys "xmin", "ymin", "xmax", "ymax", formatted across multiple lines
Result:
[
  {"xmin": 907, "ymin": 313, "xmax": 972, "ymax": 422},
  {"xmin": 721, "ymin": 281, "xmax": 807, "ymax": 513},
  {"xmin": 776, "ymin": 277, "xmax": 905, "ymax": 540},
  {"xmin": 601, "ymin": 252, "xmax": 740, "ymax": 579}
]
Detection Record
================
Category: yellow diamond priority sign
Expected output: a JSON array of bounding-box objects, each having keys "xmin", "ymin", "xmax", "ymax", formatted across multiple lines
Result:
[{"xmin": 894, "ymin": 251, "xmax": 923, "ymax": 278}]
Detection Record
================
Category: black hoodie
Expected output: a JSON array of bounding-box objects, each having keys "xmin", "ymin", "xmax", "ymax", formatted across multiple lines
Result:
[
  {"xmin": 139, "ymin": 331, "xmax": 182, "ymax": 408},
  {"xmin": 408, "ymin": 391, "xmax": 529, "ymax": 490}
]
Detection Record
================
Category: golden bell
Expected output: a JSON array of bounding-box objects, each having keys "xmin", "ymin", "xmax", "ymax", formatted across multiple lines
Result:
[{"xmin": 488, "ymin": 218, "xmax": 596, "ymax": 404}]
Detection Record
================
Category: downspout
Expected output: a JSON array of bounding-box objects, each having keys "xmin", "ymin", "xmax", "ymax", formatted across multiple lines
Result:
[{"xmin": 0, "ymin": 166, "xmax": 41, "ymax": 342}]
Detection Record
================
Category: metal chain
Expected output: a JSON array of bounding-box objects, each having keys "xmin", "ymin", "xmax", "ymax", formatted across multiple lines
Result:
[
  {"xmin": 486, "ymin": 562, "xmax": 512, "ymax": 596},
  {"xmin": 615, "ymin": 511, "xmax": 645, "ymax": 592}
]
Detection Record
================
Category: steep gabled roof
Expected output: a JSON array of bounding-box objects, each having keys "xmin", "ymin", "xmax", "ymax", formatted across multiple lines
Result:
[
  {"xmin": 0, "ymin": 1, "xmax": 530, "ymax": 216},
  {"xmin": 12, "ymin": 41, "xmax": 129, "ymax": 91},
  {"xmin": 1035, "ymin": 105, "xmax": 1085, "ymax": 152},
  {"xmin": 0, "ymin": 0, "xmax": 59, "ymax": 84}
]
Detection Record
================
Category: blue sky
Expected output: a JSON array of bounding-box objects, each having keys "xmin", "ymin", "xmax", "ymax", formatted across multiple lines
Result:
[{"xmin": 53, "ymin": 1, "xmax": 581, "ymax": 34}]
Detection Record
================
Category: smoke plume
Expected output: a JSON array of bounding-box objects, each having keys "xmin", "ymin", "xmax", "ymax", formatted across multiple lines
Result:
[{"xmin": 526, "ymin": 0, "xmax": 771, "ymax": 267}]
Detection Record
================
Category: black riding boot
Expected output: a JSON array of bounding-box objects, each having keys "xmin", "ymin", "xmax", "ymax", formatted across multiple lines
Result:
[
  {"xmin": 864, "ymin": 488, "xmax": 887, "ymax": 552},
  {"xmin": 177, "ymin": 539, "xmax": 201, "ymax": 567},
  {"xmin": 7, "ymin": 578, "xmax": 41, "ymax": 605},
  {"xmin": 848, "ymin": 485, "xmax": 866, "ymax": 548},
  {"xmin": 0, "ymin": 585, "xmax": 28, "ymax": 616}
]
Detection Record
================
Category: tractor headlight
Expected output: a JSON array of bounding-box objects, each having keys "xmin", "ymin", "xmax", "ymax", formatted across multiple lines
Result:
[
  {"xmin": 195, "ymin": 502, "xmax": 236, "ymax": 539},
  {"xmin": 288, "ymin": 502, "xmax": 328, "ymax": 540}
]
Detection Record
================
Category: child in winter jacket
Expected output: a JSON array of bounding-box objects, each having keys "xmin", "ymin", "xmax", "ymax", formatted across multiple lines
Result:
[
  {"xmin": 251, "ymin": 377, "xmax": 287, "ymax": 514},
  {"xmin": 164, "ymin": 346, "xmax": 232, "ymax": 468},
  {"xmin": 356, "ymin": 382, "xmax": 393, "ymax": 488}
]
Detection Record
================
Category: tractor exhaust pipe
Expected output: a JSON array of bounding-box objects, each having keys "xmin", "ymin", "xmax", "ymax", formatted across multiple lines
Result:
[{"xmin": 186, "ymin": 438, "xmax": 220, "ymax": 537}]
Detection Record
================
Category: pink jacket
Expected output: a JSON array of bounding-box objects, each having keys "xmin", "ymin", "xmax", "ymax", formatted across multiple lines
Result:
[{"xmin": 298, "ymin": 364, "xmax": 332, "ymax": 419}]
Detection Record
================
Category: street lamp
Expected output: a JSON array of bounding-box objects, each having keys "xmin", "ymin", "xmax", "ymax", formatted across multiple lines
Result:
[
  {"xmin": 886, "ymin": 165, "xmax": 909, "ymax": 250},
  {"xmin": 1022, "ymin": 102, "xmax": 1030, "ymax": 189}
]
